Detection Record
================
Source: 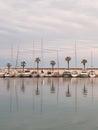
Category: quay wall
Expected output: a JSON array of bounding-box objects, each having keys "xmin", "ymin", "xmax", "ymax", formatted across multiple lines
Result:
[{"xmin": 0, "ymin": 68, "xmax": 98, "ymax": 75}]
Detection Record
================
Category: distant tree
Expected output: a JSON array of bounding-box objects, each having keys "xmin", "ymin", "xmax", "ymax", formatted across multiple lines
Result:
[
  {"xmin": 81, "ymin": 59, "xmax": 87, "ymax": 70},
  {"xmin": 35, "ymin": 57, "xmax": 40, "ymax": 74},
  {"xmin": 6, "ymin": 63, "xmax": 12, "ymax": 73},
  {"xmin": 50, "ymin": 60, "xmax": 56, "ymax": 72},
  {"xmin": 21, "ymin": 61, "xmax": 26, "ymax": 72},
  {"xmin": 65, "ymin": 56, "xmax": 71, "ymax": 70}
]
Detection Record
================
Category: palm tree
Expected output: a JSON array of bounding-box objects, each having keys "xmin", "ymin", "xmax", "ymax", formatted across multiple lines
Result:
[
  {"xmin": 50, "ymin": 60, "xmax": 56, "ymax": 72},
  {"xmin": 35, "ymin": 57, "xmax": 40, "ymax": 74},
  {"xmin": 81, "ymin": 59, "xmax": 87, "ymax": 70},
  {"xmin": 21, "ymin": 61, "xmax": 26, "ymax": 72},
  {"xmin": 65, "ymin": 56, "xmax": 71, "ymax": 70},
  {"xmin": 6, "ymin": 63, "xmax": 12, "ymax": 73}
]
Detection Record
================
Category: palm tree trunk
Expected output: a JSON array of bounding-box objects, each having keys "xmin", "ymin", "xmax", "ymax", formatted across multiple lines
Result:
[
  {"xmin": 84, "ymin": 64, "xmax": 85, "ymax": 70},
  {"xmin": 23, "ymin": 66, "xmax": 24, "ymax": 72},
  {"xmin": 37, "ymin": 63, "xmax": 39, "ymax": 74},
  {"xmin": 8, "ymin": 67, "xmax": 10, "ymax": 73},
  {"xmin": 68, "ymin": 61, "xmax": 69, "ymax": 70}
]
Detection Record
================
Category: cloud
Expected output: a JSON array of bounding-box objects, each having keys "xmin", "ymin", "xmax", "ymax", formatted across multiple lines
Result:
[
  {"xmin": 1, "ymin": 0, "xmax": 98, "ymax": 67},
  {"xmin": 0, "ymin": 0, "xmax": 98, "ymax": 39}
]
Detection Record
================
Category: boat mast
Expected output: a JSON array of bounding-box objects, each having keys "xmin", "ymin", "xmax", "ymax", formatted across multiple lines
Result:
[
  {"xmin": 33, "ymin": 41, "xmax": 35, "ymax": 69},
  {"xmin": 91, "ymin": 49, "xmax": 93, "ymax": 68},
  {"xmin": 15, "ymin": 46, "xmax": 19, "ymax": 69},
  {"xmin": 75, "ymin": 41, "xmax": 77, "ymax": 68},
  {"xmin": 11, "ymin": 45, "xmax": 13, "ymax": 66},
  {"xmin": 41, "ymin": 39, "xmax": 43, "ymax": 72}
]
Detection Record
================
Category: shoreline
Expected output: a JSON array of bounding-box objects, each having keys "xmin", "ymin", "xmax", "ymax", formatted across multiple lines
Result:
[{"xmin": 0, "ymin": 67, "xmax": 98, "ymax": 78}]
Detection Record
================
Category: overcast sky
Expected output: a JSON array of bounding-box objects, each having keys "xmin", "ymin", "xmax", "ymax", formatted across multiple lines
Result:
[{"xmin": 0, "ymin": 0, "xmax": 98, "ymax": 68}]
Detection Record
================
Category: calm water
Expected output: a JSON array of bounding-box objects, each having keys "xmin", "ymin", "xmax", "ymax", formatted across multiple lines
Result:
[{"xmin": 0, "ymin": 77, "xmax": 98, "ymax": 130}]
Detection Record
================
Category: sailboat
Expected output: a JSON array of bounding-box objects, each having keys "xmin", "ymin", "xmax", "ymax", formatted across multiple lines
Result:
[
  {"xmin": 71, "ymin": 42, "xmax": 78, "ymax": 77},
  {"xmin": 89, "ymin": 50, "xmax": 96, "ymax": 78}
]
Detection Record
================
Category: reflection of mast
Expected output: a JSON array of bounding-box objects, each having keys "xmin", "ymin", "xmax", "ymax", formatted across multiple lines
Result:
[
  {"xmin": 57, "ymin": 78, "xmax": 59, "ymax": 104},
  {"xmin": 14, "ymin": 79, "xmax": 19, "ymax": 112},
  {"xmin": 91, "ymin": 78, "xmax": 94, "ymax": 103},
  {"xmin": 40, "ymin": 78, "xmax": 43, "ymax": 113},
  {"xmin": 75, "ymin": 80, "xmax": 77, "ymax": 112},
  {"xmin": 32, "ymin": 78, "xmax": 35, "ymax": 111},
  {"xmin": 8, "ymin": 79, "xmax": 12, "ymax": 112}
]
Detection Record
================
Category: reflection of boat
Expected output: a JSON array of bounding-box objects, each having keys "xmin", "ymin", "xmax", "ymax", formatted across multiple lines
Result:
[
  {"xmin": 80, "ymin": 70, "xmax": 88, "ymax": 78},
  {"xmin": 71, "ymin": 71, "xmax": 78, "ymax": 77},
  {"xmin": 89, "ymin": 70, "xmax": 96, "ymax": 78},
  {"xmin": 62, "ymin": 70, "xmax": 72, "ymax": 78}
]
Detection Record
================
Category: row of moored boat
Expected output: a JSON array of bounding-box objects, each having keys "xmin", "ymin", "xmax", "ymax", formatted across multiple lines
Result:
[{"xmin": 0, "ymin": 69, "xmax": 96, "ymax": 78}]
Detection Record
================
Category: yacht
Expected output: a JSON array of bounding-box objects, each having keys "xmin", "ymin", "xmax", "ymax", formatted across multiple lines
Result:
[
  {"xmin": 62, "ymin": 70, "xmax": 72, "ymax": 78},
  {"xmin": 71, "ymin": 70, "xmax": 78, "ymax": 77},
  {"xmin": 89, "ymin": 70, "xmax": 96, "ymax": 78},
  {"xmin": 80, "ymin": 70, "xmax": 88, "ymax": 78}
]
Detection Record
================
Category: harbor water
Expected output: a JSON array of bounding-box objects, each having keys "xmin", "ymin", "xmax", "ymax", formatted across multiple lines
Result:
[{"xmin": 0, "ymin": 77, "xmax": 98, "ymax": 130}]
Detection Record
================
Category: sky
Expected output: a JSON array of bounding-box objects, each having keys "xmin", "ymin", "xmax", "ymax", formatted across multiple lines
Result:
[{"xmin": 0, "ymin": 0, "xmax": 98, "ymax": 68}]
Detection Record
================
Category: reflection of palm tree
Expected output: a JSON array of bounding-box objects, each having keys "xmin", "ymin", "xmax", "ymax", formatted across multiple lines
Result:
[
  {"xmin": 21, "ymin": 78, "xmax": 25, "ymax": 93},
  {"xmin": 6, "ymin": 63, "xmax": 12, "ymax": 73},
  {"xmin": 35, "ymin": 57, "xmax": 40, "ymax": 74},
  {"xmin": 81, "ymin": 59, "xmax": 87, "ymax": 70},
  {"xmin": 66, "ymin": 84, "xmax": 71, "ymax": 97},
  {"xmin": 65, "ymin": 56, "xmax": 71, "ymax": 70},
  {"xmin": 21, "ymin": 61, "xmax": 26, "ymax": 72},
  {"xmin": 50, "ymin": 60, "xmax": 56, "ymax": 72},
  {"xmin": 35, "ymin": 78, "xmax": 40, "ymax": 95},
  {"xmin": 50, "ymin": 78, "xmax": 55, "ymax": 93},
  {"xmin": 6, "ymin": 79, "xmax": 10, "ymax": 91},
  {"xmin": 83, "ymin": 83, "xmax": 88, "ymax": 96}
]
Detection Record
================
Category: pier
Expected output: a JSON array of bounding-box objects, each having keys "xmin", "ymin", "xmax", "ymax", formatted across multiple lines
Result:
[{"xmin": 0, "ymin": 67, "xmax": 98, "ymax": 78}]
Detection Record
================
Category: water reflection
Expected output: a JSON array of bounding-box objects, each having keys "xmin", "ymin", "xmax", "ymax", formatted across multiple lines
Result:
[
  {"xmin": 35, "ymin": 78, "xmax": 40, "ymax": 95},
  {"xmin": 1, "ymin": 78, "xmax": 98, "ymax": 130},
  {"xmin": 21, "ymin": 78, "xmax": 25, "ymax": 93},
  {"xmin": 0, "ymin": 77, "xmax": 97, "ymax": 113},
  {"xmin": 83, "ymin": 83, "xmax": 88, "ymax": 96},
  {"xmin": 66, "ymin": 83, "xmax": 71, "ymax": 97},
  {"xmin": 50, "ymin": 78, "xmax": 55, "ymax": 93}
]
